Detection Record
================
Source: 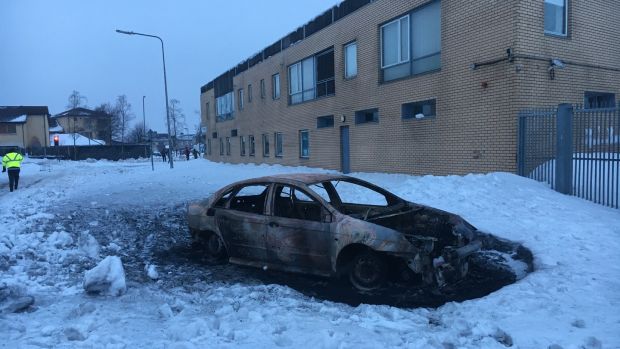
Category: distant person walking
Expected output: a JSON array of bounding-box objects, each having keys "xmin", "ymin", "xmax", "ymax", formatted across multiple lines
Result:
[
  {"xmin": 2, "ymin": 148, "xmax": 24, "ymax": 192},
  {"xmin": 184, "ymin": 146, "xmax": 190, "ymax": 161},
  {"xmin": 161, "ymin": 148, "xmax": 167, "ymax": 162},
  {"xmin": 192, "ymin": 148, "xmax": 198, "ymax": 159}
]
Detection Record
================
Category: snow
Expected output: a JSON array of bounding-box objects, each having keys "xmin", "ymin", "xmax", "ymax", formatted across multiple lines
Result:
[
  {"xmin": 2, "ymin": 114, "xmax": 27, "ymax": 123},
  {"xmin": 50, "ymin": 133, "xmax": 106, "ymax": 146},
  {"xmin": 0, "ymin": 158, "xmax": 619, "ymax": 348},
  {"xmin": 83, "ymin": 256, "xmax": 126, "ymax": 296}
]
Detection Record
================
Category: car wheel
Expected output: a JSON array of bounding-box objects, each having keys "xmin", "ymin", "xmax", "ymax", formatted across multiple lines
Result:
[
  {"xmin": 205, "ymin": 233, "xmax": 227, "ymax": 259},
  {"xmin": 348, "ymin": 251, "xmax": 386, "ymax": 291}
]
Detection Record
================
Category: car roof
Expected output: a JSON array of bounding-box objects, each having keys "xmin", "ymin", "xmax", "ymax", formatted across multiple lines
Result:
[{"xmin": 233, "ymin": 173, "xmax": 352, "ymax": 186}]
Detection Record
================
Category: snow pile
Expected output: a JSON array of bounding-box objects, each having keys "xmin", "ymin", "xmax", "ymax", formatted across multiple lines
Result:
[
  {"xmin": 49, "ymin": 133, "xmax": 105, "ymax": 146},
  {"xmin": 83, "ymin": 256, "xmax": 126, "ymax": 296},
  {"xmin": 0, "ymin": 158, "xmax": 618, "ymax": 348}
]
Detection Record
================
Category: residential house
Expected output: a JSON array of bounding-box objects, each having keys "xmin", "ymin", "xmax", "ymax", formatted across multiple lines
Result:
[
  {"xmin": 0, "ymin": 106, "xmax": 50, "ymax": 151},
  {"xmin": 52, "ymin": 108, "xmax": 112, "ymax": 144}
]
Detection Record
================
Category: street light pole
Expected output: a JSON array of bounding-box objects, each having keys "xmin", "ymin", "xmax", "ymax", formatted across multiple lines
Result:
[
  {"xmin": 116, "ymin": 29, "xmax": 174, "ymax": 169},
  {"xmin": 142, "ymin": 95, "xmax": 146, "ymax": 142}
]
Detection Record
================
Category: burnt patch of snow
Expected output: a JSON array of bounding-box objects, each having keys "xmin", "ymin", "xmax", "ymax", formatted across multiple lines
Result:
[{"xmin": 83, "ymin": 256, "xmax": 126, "ymax": 296}]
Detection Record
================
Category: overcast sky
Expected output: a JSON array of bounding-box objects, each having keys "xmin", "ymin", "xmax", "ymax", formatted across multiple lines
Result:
[{"xmin": 0, "ymin": 0, "xmax": 340, "ymax": 133}]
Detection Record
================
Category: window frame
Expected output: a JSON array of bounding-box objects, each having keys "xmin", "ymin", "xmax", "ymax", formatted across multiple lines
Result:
[
  {"xmin": 274, "ymin": 132, "xmax": 283, "ymax": 157},
  {"xmin": 544, "ymin": 0, "xmax": 568, "ymax": 37},
  {"xmin": 0, "ymin": 123, "xmax": 17, "ymax": 134},
  {"xmin": 248, "ymin": 84, "xmax": 253, "ymax": 103},
  {"xmin": 299, "ymin": 130, "xmax": 310, "ymax": 158},
  {"xmin": 584, "ymin": 91, "xmax": 616, "ymax": 110},
  {"xmin": 355, "ymin": 108, "xmax": 379, "ymax": 125},
  {"xmin": 272, "ymin": 73, "xmax": 281, "ymax": 100},
  {"xmin": 238, "ymin": 88, "xmax": 244, "ymax": 110},
  {"xmin": 240, "ymin": 136, "xmax": 246, "ymax": 156},
  {"xmin": 317, "ymin": 115, "xmax": 335, "ymax": 128},
  {"xmin": 249, "ymin": 135, "xmax": 255, "ymax": 156},
  {"xmin": 205, "ymin": 102, "xmax": 210, "ymax": 120},
  {"xmin": 226, "ymin": 137, "xmax": 231, "ymax": 155},
  {"xmin": 402, "ymin": 99, "xmax": 437, "ymax": 119},
  {"xmin": 219, "ymin": 138, "xmax": 224, "ymax": 155},
  {"xmin": 344, "ymin": 41, "xmax": 358, "ymax": 79},
  {"xmin": 260, "ymin": 79, "xmax": 266, "ymax": 99},
  {"xmin": 262, "ymin": 133, "xmax": 270, "ymax": 157},
  {"xmin": 380, "ymin": 15, "xmax": 410, "ymax": 69}
]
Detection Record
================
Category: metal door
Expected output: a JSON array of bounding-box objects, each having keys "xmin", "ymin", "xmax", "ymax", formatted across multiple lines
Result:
[{"xmin": 340, "ymin": 126, "xmax": 350, "ymax": 174}]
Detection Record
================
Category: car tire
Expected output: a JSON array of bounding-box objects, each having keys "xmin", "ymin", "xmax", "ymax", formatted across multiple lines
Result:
[
  {"xmin": 348, "ymin": 251, "xmax": 386, "ymax": 291},
  {"xmin": 194, "ymin": 232, "xmax": 227, "ymax": 260}
]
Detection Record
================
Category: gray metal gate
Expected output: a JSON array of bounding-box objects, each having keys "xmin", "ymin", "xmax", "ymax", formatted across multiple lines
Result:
[{"xmin": 518, "ymin": 103, "xmax": 620, "ymax": 209}]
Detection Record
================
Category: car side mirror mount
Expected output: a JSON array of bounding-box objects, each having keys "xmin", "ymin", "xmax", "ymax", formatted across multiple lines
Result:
[{"xmin": 207, "ymin": 208, "xmax": 216, "ymax": 217}]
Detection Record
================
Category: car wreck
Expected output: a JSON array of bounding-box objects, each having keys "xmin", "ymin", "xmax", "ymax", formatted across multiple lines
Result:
[{"xmin": 187, "ymin": 174, "xmax": 482, "ymax": 291}]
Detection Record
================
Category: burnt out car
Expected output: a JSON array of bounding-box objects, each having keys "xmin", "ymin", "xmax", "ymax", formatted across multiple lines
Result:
[{"xmin": 187, "ymin": 174, "xmax": 481, "ymax": 291}]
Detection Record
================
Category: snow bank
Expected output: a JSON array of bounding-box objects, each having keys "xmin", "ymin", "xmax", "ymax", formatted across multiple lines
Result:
[{"xmin": 83, "ymin": 256, "xmax": 126, "ymax": 296}]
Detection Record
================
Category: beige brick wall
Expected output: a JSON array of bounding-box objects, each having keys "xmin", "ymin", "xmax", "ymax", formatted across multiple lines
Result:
[{"xmin": 200, "ymin": 0, "xmax": 620, "ymax": 176}]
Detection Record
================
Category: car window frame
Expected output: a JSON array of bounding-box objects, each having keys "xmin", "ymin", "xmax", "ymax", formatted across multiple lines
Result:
[
  {"xmin": 270, "ymin": 183, "xmax": 332, "ymax": 222},
  {"xmin": 321, "ymin": 178, "xmax": 403, "ymax": 209},
  {"xmin": 224, "ymin": 182, "xmax": 271, "ymax": 215}
]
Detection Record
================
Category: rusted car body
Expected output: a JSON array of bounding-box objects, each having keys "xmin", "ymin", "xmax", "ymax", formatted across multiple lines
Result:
[{"xmin": 187, "ymin": 174, "xmax": 481, "ymax": 291}]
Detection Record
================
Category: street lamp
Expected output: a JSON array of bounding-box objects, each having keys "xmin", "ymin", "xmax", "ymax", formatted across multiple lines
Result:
[
  {"xmin": 116, "ymin": 29, "xmax": 174, "ymax": 169},
  {"xmin": 142, "ymin": 95, "xmax": 146, "ymax": 143}
]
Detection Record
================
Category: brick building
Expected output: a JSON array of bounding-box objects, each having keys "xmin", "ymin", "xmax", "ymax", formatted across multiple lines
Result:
[{"xmin": 199, "ymin": 0, "xmax": 619, "ymax": 175}]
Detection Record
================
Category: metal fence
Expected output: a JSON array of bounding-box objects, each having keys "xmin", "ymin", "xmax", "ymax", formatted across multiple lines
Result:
[
  {"xmin": 518, "ymin": 103, "xmax": 620, "ymax": 209},
  {"xmin": 27, "ymin": 144, "xmax": 150, "ymax": 161}
]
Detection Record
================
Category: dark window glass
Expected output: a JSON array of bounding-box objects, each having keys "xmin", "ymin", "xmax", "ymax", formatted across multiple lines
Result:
[
  {"xmin": 584, "ymin": 92, "xmax": 616, "ymax": 109},
  {"xmin": 355, "ymin": 108, "xmax": 379, "ymax": 124},
  {"xmin": 231, "ymin": 129, "xmax": 238, "ymax": 137},
  {"xmin": 299, "ymin": 130, "xmax": 309, "ymax": 158},
  {"xmin": 275, "ymin": 132, "xmax": 283, "ymax": 157},
  {"xmin": 230, "ymin": 184, "xmax": 269, "ymax": 214},
  {"xmin": 402, "ymin": 99, "xmax": 436, "ymax": 119},
  {"xmin": 262, "ymin": 134, "xmax": 270, "ymax": 157},
  {"xmin": 317, "ymin": 115, "xmax": 334, "ymax": 128},
  {"xmin": 240, "ymin": 136, "xmax": 246, "ymax": 156},
  {"xmin": 249, "ymin": 135, "xmax": 255, "ymax": 156}
]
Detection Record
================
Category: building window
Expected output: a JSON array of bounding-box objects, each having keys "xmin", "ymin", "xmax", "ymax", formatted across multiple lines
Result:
[
  {"xmin": 584, "ymin": 92, "xmax": 616, "ymax": 109},
  {"xmin": 231, "ymin": 129, "xmax": 238, "ymax": 137},
  {"xmin": 545, "ymin": 0, "xmax": 568, "ymax": 36},
  {"xmin": 205, "ymin": 102, "xmax": 210, "ymax": 120},
  {"xmin": 219, "ymin": 138, "xmax": 224, "ymax": 155},
  {"xmin": 381, "ymin": 15, "xmax": 409, "ymax": 69},
  {"xmin": 317, "ymin": 115, "xmax": 334, "ymax": 128},
  {"xmin": 262, "ymin": 133, "xmax": 270, "ymax": 157},
  {"xmin": 272, "ymin": 73, "xmax": 281, "ymax": 99},
  {"xmin": 275, "ymin": 132, "xmax": 283, "ymax": 157},
  {"xmin": 216, "ymin": 91, "xmax": 234, "ymax": 120},
  {"xmin": 402, "ymin": 99, "xmax": 436, "ymax": 119},
  {"xmin": 344, "ymin": 41, "xmax": 358, "ymax": 79},
  {"xmin": 238, "ymin": 89, "xmax": 244, "ymax": 110},
  {"xmin": 240, "ymin": 136, "xmax": 246, "ymax": 156},
  {"xmin": 299, "ymin": 130, "xmax": 310, "ymax": 158},
  {"xmin": 381, "ymin": 1, "xmax": 441, "ymax": 82},
  {"xmin": 355, "ymin": 108, "xmax": 379, "ymax": 124},
  {"xmin": 226, "ymin": 137, "xmax": 231, "ymax": 155},
  {"xmin": 249, "ymin": 135, "xmax": 255, "ymax": 156},
  {"xmin": 260, "ymin": 79, "xmax": 266, "ymax": 99},
  {"xmin": 289, "ymin": 47, "xmax": 335, "ymax": 105},
  {"xmin": 248, "ymin": 84, "xmax": 253, "ymax": 103},
  {"xmin": 0, "ymin": 124, "xmax": 17, "ymax": 134},
  {"xmin": 212, "ymin": 132, "xmax": 218, "ymax": 139}
]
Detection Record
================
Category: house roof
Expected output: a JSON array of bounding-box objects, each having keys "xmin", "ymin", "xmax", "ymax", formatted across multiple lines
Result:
[
  {"xmin": 0, "ymin": 106, "xmax": 50, "ymax": 123},
  {"xmin": 52, "ymin": 107, "xmax": 110, "ymax": 119}
]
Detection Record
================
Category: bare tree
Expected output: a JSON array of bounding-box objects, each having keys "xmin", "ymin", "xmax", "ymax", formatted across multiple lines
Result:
[
  {"xmin": 67, "ymin": 90, "xmax": 88, "ymax": 109},
  {"xmin": 112, "ymin": 95, "xmax": 134, "ymax": 143},
  {"xmin": 168, "ymin": 98, "xmax": 186, "ymax": 137},
  {"xmin": 94, "ymin": 102, "xmax": 116, "ymax": 144},
  {"xmin": 126, "ymin": 121, "xmax": 149, "ymax": 143}
]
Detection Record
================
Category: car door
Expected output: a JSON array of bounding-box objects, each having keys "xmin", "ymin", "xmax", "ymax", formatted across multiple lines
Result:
[
  {"xmin": 266, "ymin": 184, "xmax": 333, "ymax": 273},
  {"xmin": 216, "ymin": 183, "xmax": 270, "ymax": 262}
]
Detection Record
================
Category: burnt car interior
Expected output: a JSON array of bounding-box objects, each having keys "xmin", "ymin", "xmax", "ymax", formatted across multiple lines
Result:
[
  {"xmin": 228, "ymin": 184, "xmax": 269, "ymax": 215},
  {"xmin": 273, "ymin": 185, "xmax": 323, "ymax": 222}
]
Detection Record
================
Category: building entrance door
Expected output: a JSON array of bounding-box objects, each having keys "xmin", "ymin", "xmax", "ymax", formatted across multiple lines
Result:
[{"xmin": 340, "ymin": 126, "xmax": 350, "ymax": 174}]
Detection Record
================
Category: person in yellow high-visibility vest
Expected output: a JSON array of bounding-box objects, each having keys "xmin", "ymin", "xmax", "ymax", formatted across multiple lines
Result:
[{"xmin": 2, "ymin": 148, "xmax": 24, "ymax": 192}]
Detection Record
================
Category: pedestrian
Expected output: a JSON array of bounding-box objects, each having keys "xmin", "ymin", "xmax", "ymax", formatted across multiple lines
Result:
[
  {"xmin": 161, "ymin": 148, "xmax": 167, "ymax": 162},
  {"xmin": 192, "ymin": 148, "xmax": 198, "ymax": 159},
  {"xmin": 2, "ymin": 147, "xmax": 24, "ymax": 192},
  {"xmin": 184, "ymin": 146, "xmax": 190, "ymax": 161}
]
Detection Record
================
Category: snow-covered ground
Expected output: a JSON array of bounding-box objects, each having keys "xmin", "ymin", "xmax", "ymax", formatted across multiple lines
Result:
[{"xmin": 1, "ymin": 158, "xmax": 619, "ymax": 348}]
